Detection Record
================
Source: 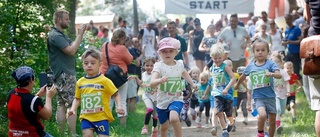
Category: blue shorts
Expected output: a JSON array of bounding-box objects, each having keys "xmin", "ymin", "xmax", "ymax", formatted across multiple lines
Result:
[
  {"xmin": 233, "ymin": 97, "xmax": 238, "ymax": 107},
  {"xmin": 81, "ymin": 119, "xmax": 110, "ymax": 135},
  {"xmin": 156, "ymin": 101, "xmax": 183, "ymax": 124},
  {"xmin": 210, "ymin": 95, "xmax": 214, "ymax": 108}
]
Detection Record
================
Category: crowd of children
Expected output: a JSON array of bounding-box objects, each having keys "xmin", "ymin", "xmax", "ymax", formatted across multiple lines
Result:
[{"xmin": 66, "ymin": 28, "xmax": 303, "ymax": 137}]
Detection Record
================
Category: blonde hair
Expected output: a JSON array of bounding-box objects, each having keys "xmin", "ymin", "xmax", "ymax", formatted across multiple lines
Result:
[
  {"xmin": 205, "ymin": 24, "xmax": 215, "ymax": 36},
  {"xmin": 210, "ymin": 43, "xmax": 225, "ymax": 57},
  {"xmin": 251, "ymin": 38, "xmax": 270, "ymax": 53},
  {"xmin": 54, "ymin": 9, "xmax": 69, "ymax": 24},
  {"xmin": 111, "ymin": 29, "xmax": 126, "ymax": 44},
  {"xmin": 284, "ymin": 61, "xmax": 294, "ymax": 69},
  {"xmin": 81, "ymin": 48, "xmax": 102, "ymax": 61},
  {"xmin": 199, "ymin": 72, "xmax": 210, "ymax": 81},
  {"xmin": 270, "ymin": 52, "xmax": 285, "ymax": 67},
  {"xmin": 188, "ymin": 67, "xmax": 201, "ymax": 76}
]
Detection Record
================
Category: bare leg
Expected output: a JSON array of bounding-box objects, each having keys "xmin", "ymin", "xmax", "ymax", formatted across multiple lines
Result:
[
  {"xmin": 315, "ymin": 111, "xmax": 320, "ymax": 137},
  {"xmin": 56, "ymin": 105, "xmax": 67, "ymax": 136},
  {"xmin": 170, "ymin": 111, "xmax": 182, "ymax": 137},
  {"xmin": 160, "ymin": 121, "xmax": 169, "ymax": 137},
  {"xmin": 257, "ymin": 107, "xmax": 267, "ymax": 131},
  {"xmin": 268, "ymin": 113, "xmax": 276, "ymax": 137}
]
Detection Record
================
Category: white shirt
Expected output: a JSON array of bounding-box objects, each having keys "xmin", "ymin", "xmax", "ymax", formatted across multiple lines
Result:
[
  {"xmin": 270, "ymin": 29, "xmax": 285, "ymax": 52},
  {"xmin": 153, "ymin": 60, "xmax": 185, "ymax": 109},
  {"xmin": 141, "ymin": 72, "xmax": 156, "ymax": 102},
  {"xmin": 142, "ymin": 28, "xmax": 157, "ymax": 58},
  {"xmin": 274, "ymin": 69, "xmax": 290, "ymax": 99}
]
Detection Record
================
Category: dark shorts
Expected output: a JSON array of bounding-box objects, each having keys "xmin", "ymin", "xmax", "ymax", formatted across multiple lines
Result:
[
  {"xmin": 287, "ymin": 96, "xmax": 296, "ymax": 105},
  {"xmin": 81, "ymin": 119, "xmax": 110, "ymax": 135},
  {"xmin": 190, "ymin": 99, "xmax": 199, "ymax": 109},
  {"xmin": 192, "ymin": 51, "xmax": 206, "ymax": 61},
  {"xmin": 214, "ymin": 96, "xmax": 233, "ymax": 117},
  {"xmin": 55, "ymin": 72, "xmax": 76, "ymax": 108},
  {"xmin": 156, "ymin": 101, "xmax": 183, "ymax": 124}
]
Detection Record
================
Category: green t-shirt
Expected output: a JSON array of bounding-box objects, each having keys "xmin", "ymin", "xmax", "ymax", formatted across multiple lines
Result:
[{"xmin": 47, "ymin": 27, "xmax": 76, "ymax": 78}]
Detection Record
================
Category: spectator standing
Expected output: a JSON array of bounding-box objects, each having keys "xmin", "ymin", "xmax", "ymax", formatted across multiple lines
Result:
[
  {"xmin": 304, "ymin": 1, "xmax": 320, "ymax": 136},
  {"xmin": 138, "ymin": 18, "xmax": 158, "ymax": 58},
  {"xmin": 99, "ymin": 29, "xmax": 133, "ymax": 127},
  {"xmin": 269, "ymin": 19, "xmax": 285, "ymax": 54},
  {"xmin": 255, "ymin": 11, "xmax": 271, "ymax": 31},
  {"xmin": 190, "ymin": 18, "xmax": 205, "ymax": 71},
  {"xmin": 282, "ymin": 14, "xmax": 303, "ymax": 80},
  {"xmin": 47, "ymin": 9, "xmax": 86, "ymax": 136}
]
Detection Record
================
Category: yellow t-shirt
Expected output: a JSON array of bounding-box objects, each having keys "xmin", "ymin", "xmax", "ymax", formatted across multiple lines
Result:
[
  {"xmin": 233, "ymin": 73, "xmax": 240, "ymax": 97},
  {"xmin": 75, "ymin": 74, "xmax": 117, "ymax": 122}
]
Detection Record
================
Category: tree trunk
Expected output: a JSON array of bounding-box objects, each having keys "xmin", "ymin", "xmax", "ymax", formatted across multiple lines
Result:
[
  {"xmin": 68, "ymin": 0, "xmax": 77, "ymax": 38},
  {"xmin": 133, "ymin": 0, "xmax": 139, "ymax": 36}
]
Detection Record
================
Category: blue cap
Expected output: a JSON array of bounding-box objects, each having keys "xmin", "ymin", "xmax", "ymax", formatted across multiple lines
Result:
[{"xmin": 12, "ymin": 66, "xmax": 34, "ymax": 82}]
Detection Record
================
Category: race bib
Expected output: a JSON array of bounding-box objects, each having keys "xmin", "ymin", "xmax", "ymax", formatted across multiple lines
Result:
[
  {"xmin": 159, "ymin": 77, "xmax": 182, "ymax": 92},
  {"xmin": 197, "ymin": 89, "xmax": 209, "ymax": 100},
  {"xmin": 212, "ymin": 72, "xmax": 226, "ymax": 86},
  {"xmin": 249, "ymin": 70, "xmax": 271, "ymax": 89},
  {"xmin": 144, "ymin": 36, "xmax": 153, "ymax": 45},
  {"xmin": 290, "ymin": 84, "xmax": 297, "ymax": 92},
  {"xmin": 81, "ymin": 92, "xmax": 104, "ymax": 114}
]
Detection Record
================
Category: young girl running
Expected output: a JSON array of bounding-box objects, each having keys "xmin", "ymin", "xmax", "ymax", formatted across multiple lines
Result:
[
  {"xmin": 129, "ymin": 57, "xmax": 158, "ymax": 137},
  {"xmin": 284, "ymin": 61, "xmax": 302, "ymax": 123},
  {"xmin": 270, "ymin": 52, "xmax": 290, "ymax": 134},
  {"xmin": 235, "ymin": 39, "xmax": 282, "ymax": 137},
  {"xmin": 195, "ymin": 72, "xmax": 211, "ymax": 128},
  {"xmin": 188, "ymin": 67, "xmax": 201, "ymax": 121},
  {"xmin": 150, "ymin": 37, "xmax": 197, "ymax": 137}
]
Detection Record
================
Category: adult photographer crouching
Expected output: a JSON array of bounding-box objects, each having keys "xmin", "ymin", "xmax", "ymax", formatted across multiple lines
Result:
[{"xmin": 7, "ymin": 66, "xmax": 57, "ymax": 137}]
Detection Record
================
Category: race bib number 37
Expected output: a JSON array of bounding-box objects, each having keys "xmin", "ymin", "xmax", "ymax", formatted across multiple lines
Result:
[
  {"xmin": 81, "ymin": 92, "xmax": 104, "ymax": 114},
  {"xmin": 249, "ymin": 70, "xmax": 271, "ymax": 89},
  {"xmin": 159, "ymin": 77, "xmax": 182, "ymax": 92}
]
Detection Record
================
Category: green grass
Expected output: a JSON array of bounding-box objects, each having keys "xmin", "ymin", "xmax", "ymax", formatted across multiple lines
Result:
[
  {"xmin": 0, "ymin": 90, "xmax": 318, "ymax": 137},
  {"xmin": 280, "ymin": 91, "xmax": 316, "ymax": 137}
]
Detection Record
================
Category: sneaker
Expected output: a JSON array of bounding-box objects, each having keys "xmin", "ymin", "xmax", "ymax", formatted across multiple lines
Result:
[
  {"xmin": 210, "ymin": 127, "xmax": 217, "ymax": 136},
  {"xmin": 243, "ymin": 117, "xmax": 248, "ymax": 125},
  {"xmin": 151, "ymin": 129, "xmax": 158, "ymax": 137},
  {"xmin": 256, "ymin": 132, "xmax": 265, "ymax": 137},
  {"xmin": 231, "ymin": 125, "xmax": 236, "ymax": 132},
  {"xmin": 196, "ymin": 116, "xmax": 201, "ymax": 123},
  {"xmin": 226, "ymin": 123, "xmax": 235, "ymax": 132},
  {"xmin": 276, "ymin": 126, "xmax": 283, "ymax": 134},
  {"xmin": 185, "ymin": 118, "xmax": 192, "ymax": 127},
  {"xmin": 292, "ymin": 117, "xmax": 296, "ymax": 123},
  {"xmin": 141, "ymin": 126, "xmax": 148, "ymax": 135},
  {"xmin": 196, "ymin": 123, "xmax": 202, "ymax": 128},
  {"xmin": 222, "ymin": 130, "xmax": 229, "ymax": 137},
  {"xmin": 204, "ymin": 123, "xmax": 210, "ymax": 128},
  {"xmin": 264, "ymin": 132, "xmax": 269, "ymax": 137}
]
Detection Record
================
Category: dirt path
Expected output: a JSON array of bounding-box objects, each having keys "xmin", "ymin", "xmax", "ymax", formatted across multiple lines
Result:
[{"xmin": 181, "ymin": 110, "xmax": 259, "ymax": 137}]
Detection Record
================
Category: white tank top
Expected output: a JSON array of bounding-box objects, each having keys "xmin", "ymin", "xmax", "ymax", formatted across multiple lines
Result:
[
  {"xmin": 270, "ymin": 29, "xmax": 285, "ymax": 52},
  {"xmin": 142, "ymin": 28, "xmax": 156, "ymax": 58}
]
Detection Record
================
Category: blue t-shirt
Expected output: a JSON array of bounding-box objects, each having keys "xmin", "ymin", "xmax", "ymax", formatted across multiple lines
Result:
[
  {"xmin": 285, "ymin": 26, "xmax": 301, "ymax": 54},
  {"xmin": 209, "ymin": 63, "xmax": 233, "ymax": 100},
  {"xmin": 244, "ymin": 59, "xmax": 280, "ymax": 99},
  {"xmin": 197, "ymin": 83, "xmax": 210, "ymax": 103}
]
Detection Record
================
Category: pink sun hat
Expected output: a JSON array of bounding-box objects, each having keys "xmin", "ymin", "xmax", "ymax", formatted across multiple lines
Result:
[{"xmin": 158, "ymin": 37, "xmax": 180, "ymax": 52}]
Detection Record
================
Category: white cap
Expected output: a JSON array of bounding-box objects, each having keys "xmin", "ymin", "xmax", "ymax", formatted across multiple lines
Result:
[{"xmin": 146, "ymin": 18, "xmax": 156, "ymax": 24}]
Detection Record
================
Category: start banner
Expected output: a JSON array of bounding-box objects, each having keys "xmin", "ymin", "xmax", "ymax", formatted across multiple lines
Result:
[{"xmin": 164, "ymin": 0, "xmax": 254, "ymax": 14}]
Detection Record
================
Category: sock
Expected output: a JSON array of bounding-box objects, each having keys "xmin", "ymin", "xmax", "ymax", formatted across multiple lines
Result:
[
  {"xmin": 276, "ymin": 120, "xmax": 280, "ymax": 127},
  {"xmin": 258, "ymin": 130, "xmax": 264, "ymax": 133}
]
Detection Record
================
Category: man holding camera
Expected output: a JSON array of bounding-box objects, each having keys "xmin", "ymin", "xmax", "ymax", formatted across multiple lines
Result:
[
  {"xmin": 8, "ymin": 66, "xmax": 57, "ymax": 137},
  {"xmin": 47, "ymin": 9, "xmax": 86, "ymax": 136}
]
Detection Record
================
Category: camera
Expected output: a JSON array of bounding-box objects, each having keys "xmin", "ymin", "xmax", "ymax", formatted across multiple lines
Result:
[{"xmin": 46, "ymin": 69, "xmax": 54, "ymax": 87}]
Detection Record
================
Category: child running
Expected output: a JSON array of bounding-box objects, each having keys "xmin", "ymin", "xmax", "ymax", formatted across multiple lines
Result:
[
  {"xmin": 188, "ymin": 67, "xmax": 201, "ymax": 121},
  {"xmin": 67, "ymin": 48, "xmax": 124, "ymax": 137},
  {"xmin": 235, "ymin": 39, "xmax": 282, "ymax": 137},
  {"xmin": 284, "ymin": 61, "xmax": 302, "ymax": 123},
  {"xmin": 270, "ymin": 52, "xmax": 290, "ymax": 134},
  {"xmin": 128, "ymin": 57, "xmax": 158, "ymax": 136},
  {"xmin": 235, "ymin": 66, "xmax": 249, "ymax": 125},
  {"xmin": 208, "ymin": 44, "xmax": 236, "ymax": 137},
  {"xmin": 195, "ymin": 72, "xmax": 211, "ymax": 128},
  {"xmin": 150, "ymin": 37, "xmax": 197, "ymax": 137}
]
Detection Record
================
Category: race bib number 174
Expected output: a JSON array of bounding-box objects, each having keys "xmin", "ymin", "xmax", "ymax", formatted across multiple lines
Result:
[{"xmin": 249, "ymin": 70, "xmax": 271, "ymax": 89}]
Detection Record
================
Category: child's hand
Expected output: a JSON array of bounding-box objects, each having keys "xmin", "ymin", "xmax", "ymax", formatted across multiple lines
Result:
[
  {"xmin": 201, "ymin": 95, "xmax": 207, "ymax": 100},
  {"xmin": 286, "ymin": 92, "xmax": 291, "ymax": 97},
  {"xmin": 265, "ymin": 72, "xmax": 272, "ymax": 77},
  {"xmin": 67, "ymin": 109, "xmax": 76, "ymax": 118},
  {"xmin": 222, "ymin": 89, "xmax": 228, "ymax": 96},
  {"xmin": 159, "ymin": 76, "xmax": 168, "ymax": 84},
  {"xmin": 116, "ymin": 107, "xmax": 125, "ymax": 115},
  {"xmin": 234, "ymin": 84, "xmax": 239, "ymax": 90},
  {"xmin": 141, "ymin": 83, "xmax": 147, "ymax": 88},
  {"xmin": 127, "ymin": 75, "xmax": 136, "ymax": 80},
  {"xmin": 192, "ymin": 84, "xmax": 198, "ymax": 91}
]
